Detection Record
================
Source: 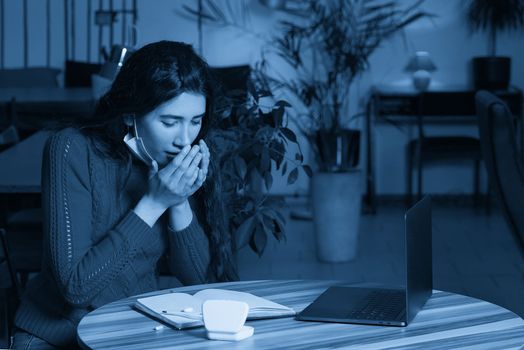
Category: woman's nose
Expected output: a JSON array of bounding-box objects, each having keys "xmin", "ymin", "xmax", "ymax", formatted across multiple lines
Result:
[{"xmin": 174, "ymin": 126, "xmax": 191, "ymax": 146}]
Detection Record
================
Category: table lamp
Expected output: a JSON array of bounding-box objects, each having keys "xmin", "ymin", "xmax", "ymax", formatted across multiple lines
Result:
[{"xmin": 404, "ymin": 51, "xmax": 437, "ymax": 91}]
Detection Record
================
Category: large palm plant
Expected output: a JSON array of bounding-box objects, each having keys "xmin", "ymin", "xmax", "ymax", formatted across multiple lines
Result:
[
  {"xmin": 179, "ymin": 0, "xmax": 429, "ymax": 255},
  {"xmin": 466, "ymin": 0, "xmax": 524, "ymax": 56},
  {"xmin": 178, "ymin": 3, "xmax": 310, "ymax": 255},
  {"xmin": 465, "ymin": 0, "xmax": 524, "ymax": 89},
  {"xmin": 182, "ymin": 0, "xmax": 431, "ymax": 171},
  {"xmin": 255, "ymin": 0, "xmax": 432, "ymax": 171}
]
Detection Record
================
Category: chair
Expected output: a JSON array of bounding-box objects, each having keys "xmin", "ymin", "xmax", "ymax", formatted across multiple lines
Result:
[
  {"xmin": 0, "ymin": 98, "xmax": 21, "ymax": 147},
  {"xmin": 406, "ymin": 93, "xmax": 484, "ymax": 206},
  {"xmin": 210, "ymin": 65, "xmax": 251, "ymax": 140},
  {"xmin": 0, "ymin": 228, "xmax": 22, "ymax": 348},
  {"xmin": 0, "ymin": 121, "xmax": 43, "ymax": 288},
  {"xmin": 3, "ymin": 209, "xmax": 43, "ymax": 288},
  {"xmin": 475, "ymin": 90, "xmax": 524, "ymax": 253},
  {"xmin": 210, "ymin": 65, "xmax": 250, "ymax": 120},
  {"xmin": 211, "ymin": 65, "xmax": 250, "ymax": 100},
  {"xmin": 65, "ymin": 60, "xmax": 103, "ymax": 87},
  {"xmin": 8, "ymin": 96, "xmax": 62, "ymax": 133},
  {"xmin": 0, "ymin": 125, "xmax": 20, "ymax": 152}
]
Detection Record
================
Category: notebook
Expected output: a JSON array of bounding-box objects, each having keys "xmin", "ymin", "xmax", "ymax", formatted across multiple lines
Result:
[
  {"xmin": 134, "ymin": 288, "xmax": 296, "ymax": 329},
  {"xmin": 297, "ymin": 196, "xmax": 433, "ymax": 326}
]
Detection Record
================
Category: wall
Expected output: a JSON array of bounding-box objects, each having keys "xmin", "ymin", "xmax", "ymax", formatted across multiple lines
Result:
[
  {"xmin": 3, "ymin": 0, "xmax": 523, "ymax": 196},
  {"xmin": 364, "ymin": 1, "xmax": 524, "ymax": 196}
]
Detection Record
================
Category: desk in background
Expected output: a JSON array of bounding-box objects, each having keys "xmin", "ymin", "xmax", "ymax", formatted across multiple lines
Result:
[
  {"xmin": 0, "ymin": 87, "xmax": 95, "ymax": 128},
  {"xmin": 365, "ymin": 84, "xmax": 523, "ymax": 213},
  {"xmin": 77, "ymin": 279, "xmax": 524, "ymax": 349},
  {"xmin": 0, "ymin": 131, "xmax": 50, "ymax": 194},
  {"xmin": 0, "ymin": 87, "xmax": 93, "ymax": 104}
]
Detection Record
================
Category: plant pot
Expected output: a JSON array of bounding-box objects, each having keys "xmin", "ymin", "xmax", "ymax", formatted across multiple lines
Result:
[
  {"xmin": 311, "ymin": 171, "xmax": 362, "ymax": 262},
  {"xmin": 311, "ymin": 129, "xmax": 360, "ymax": 172},
  {"xmin": 472, "ymin": 56, "xmax": 511, "ymax": 90}
]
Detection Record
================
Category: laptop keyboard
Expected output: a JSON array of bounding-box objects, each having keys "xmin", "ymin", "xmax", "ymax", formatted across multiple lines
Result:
[{"xmin": 346, "ymin": 290, "xmax": 404, "ymax": 320}]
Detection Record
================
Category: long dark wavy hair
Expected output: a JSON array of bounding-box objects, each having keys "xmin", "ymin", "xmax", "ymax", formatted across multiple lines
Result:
[{"xmin": 81, "ymin": 40, "xmax": 238, "ymax": 282}]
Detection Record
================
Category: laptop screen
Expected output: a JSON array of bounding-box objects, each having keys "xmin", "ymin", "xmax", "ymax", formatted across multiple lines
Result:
[{"xmin": 405, "ymin": 196, "xmax": 433, "ymax": 324}]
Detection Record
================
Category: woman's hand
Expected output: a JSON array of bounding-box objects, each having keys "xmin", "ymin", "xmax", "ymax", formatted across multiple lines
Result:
[
  {"xmin": 152, "ymin": 144, "xmax": 203, "ymax": 208},
  {"xmin": 134, "ymin": 141, "xmax": 210, "ymax": 227},
  {"xmin": 167, "ymin": 140, "xmax": 210, "ymax": 230},
  {"xmin": 193, "ymin": 139, "xmax": 210, "ymax": 190}
]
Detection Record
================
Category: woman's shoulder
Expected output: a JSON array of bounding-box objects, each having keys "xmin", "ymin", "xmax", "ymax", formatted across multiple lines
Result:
[
  {"xmin": 45, "ymin": 127, "xmax": 96, "ymax": 160},
  {"xmin": 48, "ymin": 127, "xmax": 88, "ymax": 143},
  {"xmin": 46, "ymin": 127, "xmax": 129, "ymax": 173}
]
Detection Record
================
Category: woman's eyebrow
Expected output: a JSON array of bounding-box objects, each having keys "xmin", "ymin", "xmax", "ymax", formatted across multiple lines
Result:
[{"xmin": 160, "ymin": 113, "xmax": 204, "ymax": 119}]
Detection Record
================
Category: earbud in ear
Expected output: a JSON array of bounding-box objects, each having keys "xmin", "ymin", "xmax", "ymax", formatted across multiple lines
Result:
[{"xmin": 123, "ymin": 114, "xmax": 135, "ymax": 126}]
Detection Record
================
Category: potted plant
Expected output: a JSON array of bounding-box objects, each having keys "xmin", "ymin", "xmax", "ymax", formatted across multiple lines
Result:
[
  {"xmin": 181, "ymin": 0, "xmax": 429, "ymax": 262},
  {"xmin": 253, "ymin": 0, "xmax": 430, "ymax": 262},
  {"xmin": 178, "ymin": 2, "xmax": 313, "ymax": 258},
  {"xmin": 210, "ymin": 73, "xmax": 310, "ymax": 257},
  {"xmin": 465, "ymin": 0, "xmax": 524, "ymax": 89}
]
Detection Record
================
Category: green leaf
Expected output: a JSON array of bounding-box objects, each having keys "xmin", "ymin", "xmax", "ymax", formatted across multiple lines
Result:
[
  {"xmin": 275, "ymin": 211, "xmax": 286, "ymax": 227},
  {"xmin": 235, "ymin": 215, "xmax": 256, "ymax": 250},
  {"xmin": 264, "ymin": 172, "xmax": 273, "ymax": 191},
  {"xmin": 264, "ymin": 210, "xmax": 283, "ymax": 237},
  {"xmin": 233, "ymin": 157, "xmax": 247, "ymax": 179},
  {"xmin": 273, "ymin": 219, "xmax": 285, "ymax": 241},
  {"xmin": 255, "ymin": 126, "xmax": 273, "ymax": 141},
  {"xmin": 252, "ymin": 224, "xmax": 268, "ymax": 256},
  {"xmin": 287, "ymin": 167, "xmax": 299, "ymax": 185},
  {"xmin": 262, "ymin": 215, "xmax": 275, "ymax": 233},
  {"xmin": 264, "ymin": 209, "xmax": 286, "ymax": 242},
  {"xmin": 244, "ymin": 200, "xmax": 254, "ymax": 212},
  {"xmin": 260, "ymin": 148, "xmax": 271, "ymax": 173},
  {"xmin": 272, "ymin": 106, "xmax": 285, "ymax": 127},
  {"xmin": 251, "ymin": 143, "xmax": 263, "ymax": 155},
  {"xmin": 281, "ymin": 127, "xmax": 298, "ymax": 143},
  {"xmin": 247, "ymin": 105, "xmax": 258, "ymax": 116},
  {"xmin": 302, "ymin": 165, "xmax": 313, "ymax": 177},
  {"xmin": 249, "ymin": 167, "xmax": 262, "ymax": 189},
  {"xmin": 281, "ymin": 161, "xmax": 288, "ymax": 176}
]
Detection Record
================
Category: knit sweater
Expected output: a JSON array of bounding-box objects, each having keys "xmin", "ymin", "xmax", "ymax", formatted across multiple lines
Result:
[{"xmin": 14, "ymin": 128, "xmax": 211, "ymax": 348}]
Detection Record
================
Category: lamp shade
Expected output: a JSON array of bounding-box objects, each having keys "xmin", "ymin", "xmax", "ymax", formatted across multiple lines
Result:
[{"xmin": 404, "ymin": 51, "xmax": 437, "ymax": 72}]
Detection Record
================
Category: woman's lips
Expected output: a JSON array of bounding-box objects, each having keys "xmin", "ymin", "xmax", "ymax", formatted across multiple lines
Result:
[{"xmin": 165, "ymin": 151, "xmax": 180, "ymax": 158}]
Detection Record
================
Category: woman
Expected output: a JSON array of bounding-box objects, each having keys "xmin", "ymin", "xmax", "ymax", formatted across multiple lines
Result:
[{"xmin": 12, "ymin": 40, "xmax": 238, "ymax": 349}]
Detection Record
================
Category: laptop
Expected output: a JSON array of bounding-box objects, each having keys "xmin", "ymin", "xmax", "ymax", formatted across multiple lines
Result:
[{"xmin": 297, "ymin": 196, "xmax": 433, "ymax": 327}]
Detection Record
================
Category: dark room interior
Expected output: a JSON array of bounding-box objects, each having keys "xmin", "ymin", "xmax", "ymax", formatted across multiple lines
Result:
[{"xmin": 1, "ymin": 0, "xmax": 523, "ymax": 349}]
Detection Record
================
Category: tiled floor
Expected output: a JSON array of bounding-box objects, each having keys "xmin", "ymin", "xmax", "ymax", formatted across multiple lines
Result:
[{"xmin": 236, "ymin": 197, "xmax": 524, "ymax": 319}]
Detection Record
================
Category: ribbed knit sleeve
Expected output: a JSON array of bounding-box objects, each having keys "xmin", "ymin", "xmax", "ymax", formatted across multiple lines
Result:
[
  {"xmin": 42, "ymin": 130, "xmax": 155, "ymax": 307},
  {"xmin": 167, "ymin": 216, "xmax": 210, "ymax": 285}
]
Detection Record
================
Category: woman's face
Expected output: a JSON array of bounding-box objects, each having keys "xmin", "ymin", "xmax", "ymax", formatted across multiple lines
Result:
[{"xmin": 135, "ymin": 92, "xmax": 206, "ymax": 167}]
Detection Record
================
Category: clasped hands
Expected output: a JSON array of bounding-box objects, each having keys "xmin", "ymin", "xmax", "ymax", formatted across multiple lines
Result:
[{"xmin": 147, "ymin": 139, "xmax": 209, "ymax": 210}]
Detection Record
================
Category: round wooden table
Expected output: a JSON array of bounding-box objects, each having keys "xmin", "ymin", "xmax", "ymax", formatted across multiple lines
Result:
[{"xmin": 77, "ymin": 280, "xmax": 524, "ymax": 349}]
